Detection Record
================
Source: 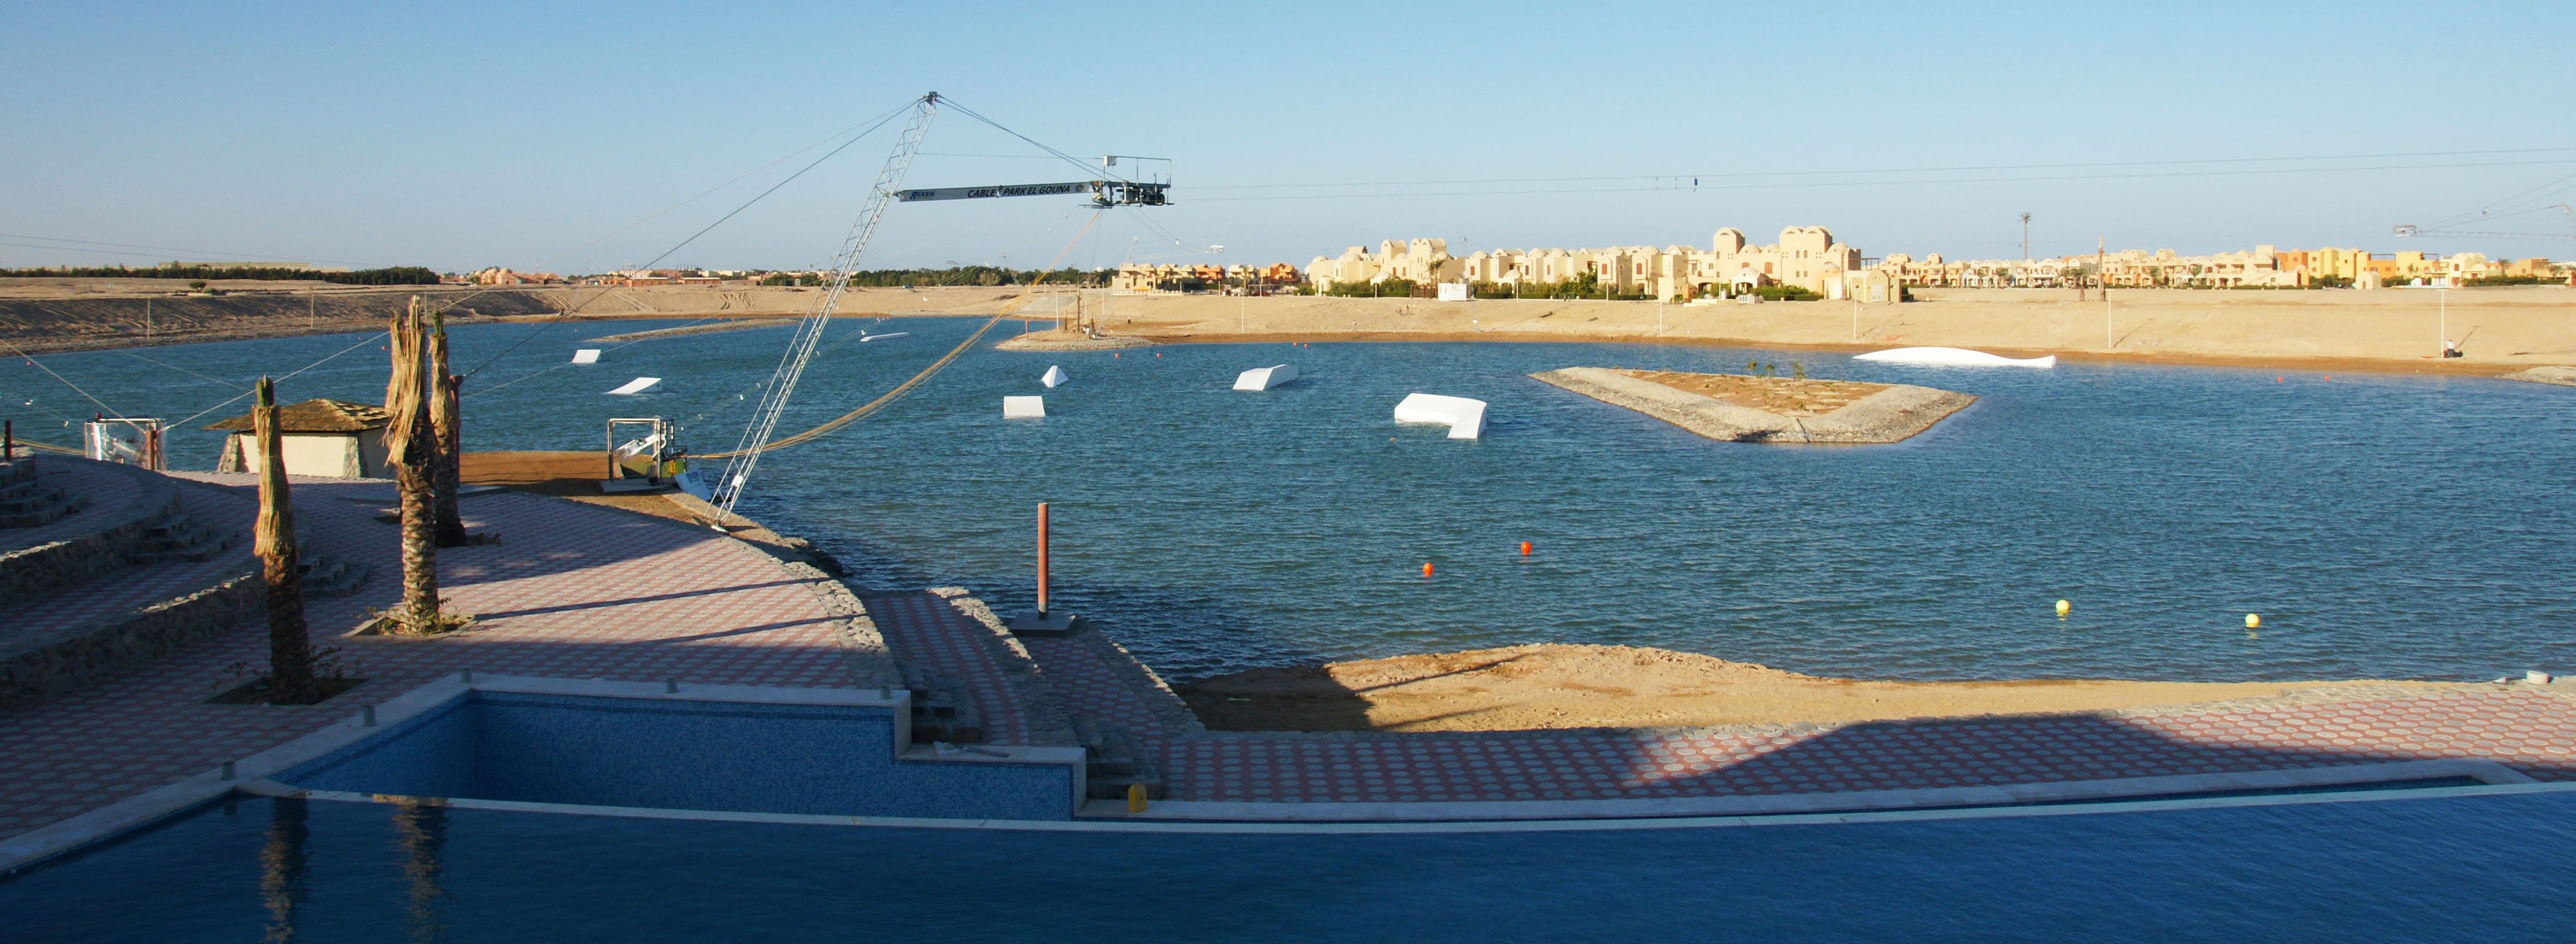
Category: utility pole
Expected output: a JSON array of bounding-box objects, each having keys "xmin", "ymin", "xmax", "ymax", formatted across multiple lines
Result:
[
  {"xmin": 2020, "ymin": 212, "xmax": 2032, "ymax": 262},
  {"xmin": 2101, "ymin": 235, "xmax": 2112, "ymax": 349}
]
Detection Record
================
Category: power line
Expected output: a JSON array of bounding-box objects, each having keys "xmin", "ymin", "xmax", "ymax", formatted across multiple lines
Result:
[
  {"xmin": 1178, "ymin": 157, "xmax": 2576, "ymax": 203},
  {"xmin": 1184, "ymin": 145, "xmax": 2576, "ymax": 192}
]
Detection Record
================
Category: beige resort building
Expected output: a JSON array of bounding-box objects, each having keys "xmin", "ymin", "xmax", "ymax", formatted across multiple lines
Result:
[{"xmin": 1307, "ymin": 227, "xmax": 1896, "ymax": 303}]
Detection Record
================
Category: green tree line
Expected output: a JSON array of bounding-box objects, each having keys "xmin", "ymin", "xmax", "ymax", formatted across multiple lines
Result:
[{"xmin": 757, "ymin": 266, "xmax": 1116, "ymax": 288}]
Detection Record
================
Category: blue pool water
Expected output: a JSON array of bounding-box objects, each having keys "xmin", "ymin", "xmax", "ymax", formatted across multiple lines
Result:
[
  {"xmin": 6, "ymin": 317, "xmax": 2569, "ymax": 682},
  {"xmin": 5, "ymin": 790, "xmax": 2574, "ymax": 941}
]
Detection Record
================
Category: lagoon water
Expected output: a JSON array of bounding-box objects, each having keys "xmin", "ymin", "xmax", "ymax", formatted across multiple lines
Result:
[{"xmin": 7, "ymin": 316, "xmax": 2569, "ymax": 683}]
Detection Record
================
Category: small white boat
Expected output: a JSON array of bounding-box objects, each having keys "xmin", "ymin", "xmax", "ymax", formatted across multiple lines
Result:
[
  {"xmin": 1854, "ymin": 347, "xmax": 2056, "ymax": 368},
  {"xmin": 1003, "ymin": 395, "xmax": 1046, "ymax": 418},
  {"xmin": 606, "ymin": 377, "xmax": 663, "ymax": 395},
  {"xmin": 1233, "ymin": 364, "xmax": 1299, "ymax": 391},
  {"xmin": 1393, "ymin": 392, "xmax": 1488, "ymax": 440},
  {"xmin": 1041, "ymin": 365, "xmax": 1069, "ymax": 388},
  {"xmin": 571, "ymin": 348, "xmax": 602, "ymax": 364}
]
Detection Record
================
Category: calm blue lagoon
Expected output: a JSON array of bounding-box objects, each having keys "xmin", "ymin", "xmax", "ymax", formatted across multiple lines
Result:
[{"xmin": 6, "ymin": 316, "xmax": 2568, "ymax": 682}]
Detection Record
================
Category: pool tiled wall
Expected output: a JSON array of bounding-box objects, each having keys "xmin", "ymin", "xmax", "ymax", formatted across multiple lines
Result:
[{"xmin": 280, "ymin": 690, "xmax": 1076, "ymax": 820}]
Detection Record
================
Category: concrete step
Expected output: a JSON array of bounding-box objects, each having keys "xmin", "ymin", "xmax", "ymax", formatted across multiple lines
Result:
[
  {"xmin": 297, "ymin": 553, "xmax": 370, "ymax": 597},
  {"xmin": 1075, "ymin": 722, "xmax": 1164, "ymax": 800},
  {"xmin": 898, "ymin": 663, "xmax": 985, "ymax": 745},
  {"xmin": 125, "ymin": 513, "xmax": 238, "ymax": 564},
  {"xmin": 0, "ymin": 486, "xmax": 86, "ymax": 528}
]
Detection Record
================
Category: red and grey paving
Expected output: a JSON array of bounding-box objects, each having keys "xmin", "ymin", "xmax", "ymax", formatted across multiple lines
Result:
[
  {"xmin": 893, "ymin": 597, "xmax": 2576, "ymax": 802},
  {"xmin": 7, "ymin": 463, "xmax": 2576, "ymax": 842}
]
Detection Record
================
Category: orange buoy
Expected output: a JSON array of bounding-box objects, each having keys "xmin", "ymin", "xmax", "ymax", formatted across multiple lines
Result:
[
  {"xmin": 1113, "ymin": 353, "xmax": 1120, "ymax": 357},
  {"xmin": 1520, "ymin": 541, "xmax": 1532, "ymax": 556},
  {"xmin": 1422, "ymin": 562, "xmax": 1434, "ymax": 577}
]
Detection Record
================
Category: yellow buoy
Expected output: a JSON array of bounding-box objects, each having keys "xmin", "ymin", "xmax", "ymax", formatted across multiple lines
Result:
[
  {"xmin": 2054, "ymin": 599, "xmax": 2071, "ymax": 617},
  {"xmin": 2245, "ymin": 613, "xmax": 2261, "ymax": 628}
]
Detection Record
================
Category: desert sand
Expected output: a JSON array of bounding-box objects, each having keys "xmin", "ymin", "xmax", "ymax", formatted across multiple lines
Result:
[
  {"xmin": 10, "ymin": 279, "xmax": 2568, "ymax": 374},
  {"xmin": 1175, "ymin": 644, "xmax": 2457, "ymax": 733},
  {"xmin": 1084, "ymin": 285, "xmax": 2574, "ymax": 374}
]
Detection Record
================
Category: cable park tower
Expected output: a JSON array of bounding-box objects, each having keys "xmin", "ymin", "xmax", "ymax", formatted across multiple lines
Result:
[{"xmin": 711, "ymin": 92, "xmax": 1173, "ymax": 525}]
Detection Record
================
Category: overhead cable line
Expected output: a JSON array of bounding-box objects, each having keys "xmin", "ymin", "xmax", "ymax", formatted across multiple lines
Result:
[
  {"xmin": 1182, "ymin": 145, "xmax": 2576, "ymax": 192},
  {"xmin": 1178, "ymin": 157, "xmax": 2576, "ymax": 202}
]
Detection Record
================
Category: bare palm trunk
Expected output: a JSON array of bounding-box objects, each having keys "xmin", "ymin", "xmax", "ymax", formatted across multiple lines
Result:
[
  {"xmin": 427, "ymin": 314, "xmax": 466, "ymax": 548},
  {"xmin": 384, "ymin": 298, "xmax": 441, "ymax": 633},
  {"xmin": 253, "ymin": 376, "xmax": 315, "ymax": 703}
]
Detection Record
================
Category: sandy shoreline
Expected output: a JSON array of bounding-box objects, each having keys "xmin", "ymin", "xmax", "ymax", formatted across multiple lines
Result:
[
  {"xmin": 8, "ymin": 280, "xmax": 2568, "ymax": 378},
  {"xmin": 1177, "ymin": 644, "xmax": 2464, "ymax": 733}
]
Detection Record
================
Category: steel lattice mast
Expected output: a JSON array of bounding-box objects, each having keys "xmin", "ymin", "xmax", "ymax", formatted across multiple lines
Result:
[{"xmin": 713, "ymin": 92, "xmax": 939, "ymax": 524}]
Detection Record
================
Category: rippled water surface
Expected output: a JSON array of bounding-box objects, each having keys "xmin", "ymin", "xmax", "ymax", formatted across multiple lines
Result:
[{"xmin": 9, "ymin": 316, "xmax": 2569, "ymax": 682}]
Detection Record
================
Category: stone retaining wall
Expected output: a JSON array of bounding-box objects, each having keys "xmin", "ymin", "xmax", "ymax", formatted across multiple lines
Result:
[
  {"xmin": 0, "ymin": 570, "xmax": 262, "ymax": 711},
  {"xmin": 0, "ymin": 460, "xmax": 179, "ymax": 610}
]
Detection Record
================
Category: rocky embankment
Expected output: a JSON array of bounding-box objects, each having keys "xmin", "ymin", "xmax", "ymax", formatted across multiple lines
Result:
[
  {"xmin": 0, "ymin": 288, "xmax": 562, "ymax": 353},
  {"xmin": 1532, "ymin": 367, "xmax": 1974, "ymax": 442},
  {"xmin": 2501, "ymin": 366, "xmax": 2576, "ymax": 387},
  {"xmin": 995, "ymin": 329, "xmax": 1154, "ymax": 351}
]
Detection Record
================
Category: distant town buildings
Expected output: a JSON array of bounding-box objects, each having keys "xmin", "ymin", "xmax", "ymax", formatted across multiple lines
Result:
[
  {"xmin": 1310, "ymin": 229, "xmax": 2566, "ymax": 298},
  {"xmin": 1878, "ymin": 247, "xmax": 2565, "ymax": 289},
  {"xmin": 1310, "ymin": 227, "xmax": 1884, "ymax": 302},
  {"xmin": 469, "ymin": 267, "xmax": 564, "ymax": 286},
  {"xmin": 1113, "ymin": 262, "xmax": 1303, "ymax": 292}
]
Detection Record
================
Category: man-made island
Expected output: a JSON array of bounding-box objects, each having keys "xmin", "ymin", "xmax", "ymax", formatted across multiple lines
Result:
[{"xmin": 1533, "ymin": 367, "xmax": 1975, "ymax": 442}]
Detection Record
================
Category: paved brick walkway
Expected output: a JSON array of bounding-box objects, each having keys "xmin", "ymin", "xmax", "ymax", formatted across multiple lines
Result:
[
  {"xmin": 861, "ymin": 591, "xmax": 1033, "ymax": 745},
  {"xmin": 876, "ymin": 597, "xmax": 2576, "ymax": 804},
  {"xmin": 0, "ymin": 474, "xmax": 863, "ymax": 840}
]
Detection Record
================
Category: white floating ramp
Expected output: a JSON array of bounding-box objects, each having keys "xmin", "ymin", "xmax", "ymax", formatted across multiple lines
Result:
[
  {"xmin": 606, "ymin": 377, "xmax": 662, "ymax": 395},
  {"xmin": 1233, "ymin": 364, "xmax": 1299, "ymax": 391},
  {"xmin": 1393, "ymin": 392, "xmax": 1488, "ymax": 440},
  {"xmin": 1003, "ymin": 395, "xmax": 1047, "ymax": 418},
  {"xmin": 1854, "ymin": 347, "xmax": 2056, "ymax": 368},
  {"xmin": 571, "ymin": 348, "xmax": 601, "ymax": 364},
  {"xmin": 1041, "ymin": 365, "xmax": 1069, "ymax": 388}
]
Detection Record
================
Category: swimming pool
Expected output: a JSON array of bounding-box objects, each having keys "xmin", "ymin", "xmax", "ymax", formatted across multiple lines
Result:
[{"xmin": 7, "ymin": 787, "xmax": 2572, "ymax": 941}]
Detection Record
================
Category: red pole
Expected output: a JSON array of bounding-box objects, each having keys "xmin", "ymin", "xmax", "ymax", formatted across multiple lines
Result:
[{"xmin": 1035, "ymin": 502, "xmax": 1051, "ymax": 616}]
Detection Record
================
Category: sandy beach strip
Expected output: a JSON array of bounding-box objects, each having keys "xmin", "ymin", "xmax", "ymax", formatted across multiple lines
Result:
[{"xmin": 1177, "ymin": 644, "xmax": 2471, "ymax": 733}]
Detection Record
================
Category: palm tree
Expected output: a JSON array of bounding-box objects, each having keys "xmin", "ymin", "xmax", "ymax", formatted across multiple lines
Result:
[
  {"xmin": 251, "ymin": 376, "xmax": 315, "ymax": 703},
  {"xmin": 381, "ymin": 298, "xmax": 443, "ymax": 634},
  {"xmin": 427, "ymin": 309, "xmax": 467, "ymax": 547}
]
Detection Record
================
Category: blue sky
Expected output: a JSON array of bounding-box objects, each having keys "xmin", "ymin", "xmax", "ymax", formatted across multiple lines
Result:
[{"xmin": 2, "ymin": 1, "xmax": 2569, "ymax": 272}]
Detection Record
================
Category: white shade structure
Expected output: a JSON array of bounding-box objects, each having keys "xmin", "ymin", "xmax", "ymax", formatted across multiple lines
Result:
[
  {"xmin": 1854, "ymin": 347, "xmax": 2056, "ymax": 368},
  {"xmin": 1393, "ymin": 393, "xmax": 1488, "ymax": 439},
  {"xmin": 1233, "ymin": 364, "xmax": 1299, "ymax": 391}
]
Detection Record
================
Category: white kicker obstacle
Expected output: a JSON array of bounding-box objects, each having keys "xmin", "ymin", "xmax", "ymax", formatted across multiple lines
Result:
[
  {"xmin": 606, "ymin": 377, "xmax": 662, "ymax": 395},
  {"xmin": 571, "ymin": 349, "xmax": 601, "ymax": 364},
  {"xmin": 1853, "ymin": 347, "xmax": 2057, "ymax": 368},
  {"xmin": 1003, "ymin": 395, "xmax": 1047, "ymax": 418},
  {"xmin": 1041, "ymin": 365, "xmax": 1069, "ymax": 388},
  {"xmin": 1393, "ymin": 392, "xmax": 1488, "ymax": 439},
  {"xmin": 1233, "ymin": 364, "xmax": 1299, "ymax": 391}
]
